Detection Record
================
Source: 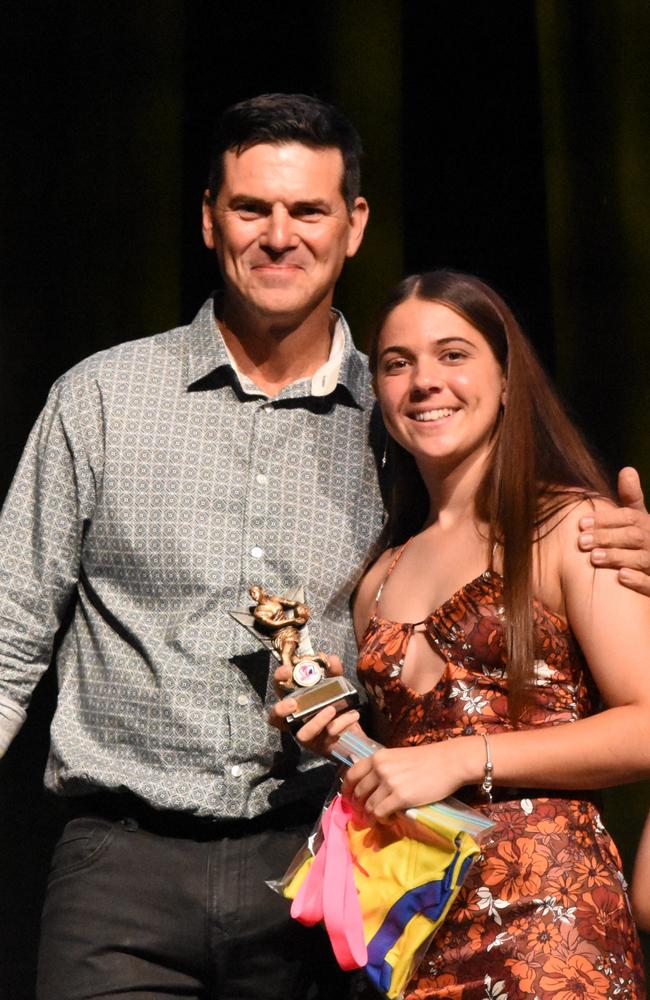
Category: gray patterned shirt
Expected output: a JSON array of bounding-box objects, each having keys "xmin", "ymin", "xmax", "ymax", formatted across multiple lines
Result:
[{"xmin": 0, "ymin": 298, "xmax": 385, "ymax": 818}]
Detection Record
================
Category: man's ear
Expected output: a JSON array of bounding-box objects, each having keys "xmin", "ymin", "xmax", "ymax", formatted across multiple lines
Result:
[
  {"xmin": 345, "ymin": 197, "xmax": 370, "ymax": 259},
  {"xmin": 202, "ymin": 190, "xmax": 217, "ymax": 250}
]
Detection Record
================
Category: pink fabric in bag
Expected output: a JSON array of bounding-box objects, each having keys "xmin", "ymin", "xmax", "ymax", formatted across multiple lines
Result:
[{"xmin": 290, "ymin": 793, "xmax": 367, "ymax": 970}]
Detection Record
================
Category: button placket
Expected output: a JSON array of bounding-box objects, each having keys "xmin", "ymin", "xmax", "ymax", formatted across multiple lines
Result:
[{"xmin": 242, "ymin": 403, "xmax": 277, "ymax": 575}]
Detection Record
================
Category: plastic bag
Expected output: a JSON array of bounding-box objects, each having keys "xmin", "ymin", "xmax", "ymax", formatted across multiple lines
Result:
[{"xmin": 268, "ymin": 732, "xmax": 494, "ymax": 999}]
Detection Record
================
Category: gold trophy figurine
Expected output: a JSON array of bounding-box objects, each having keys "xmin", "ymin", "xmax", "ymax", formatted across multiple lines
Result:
[
  {"xmin": 229, "ymin": 584, "xmax": 359, "ymax": 731},
  {"xmin": 248, "ymin": 585, "xmax": 330, "ymax": 689}
]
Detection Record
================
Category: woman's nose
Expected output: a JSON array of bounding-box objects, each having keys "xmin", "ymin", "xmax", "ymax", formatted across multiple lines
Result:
[{"xmin": 411, "ymin": 365, "xmax": 443, "ymax": 397}]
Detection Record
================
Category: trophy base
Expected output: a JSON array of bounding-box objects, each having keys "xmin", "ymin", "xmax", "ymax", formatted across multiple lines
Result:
[{"xmin": 284, "ymin": 676, "xmax": 359, "ymax": 733}]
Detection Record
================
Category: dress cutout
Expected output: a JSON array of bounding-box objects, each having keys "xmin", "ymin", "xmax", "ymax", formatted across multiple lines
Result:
[{"xmin": 356, "ymin": 561, "xmax": 645, "ymax": 999}]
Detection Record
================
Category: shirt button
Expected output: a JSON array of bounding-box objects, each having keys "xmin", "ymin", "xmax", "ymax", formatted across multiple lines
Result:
[
  {"xmin": 237, "ymin": 694, "xmax": 249, "ymax": 706},
  {"xmin": 250, "ymin": 546, "xmax": 264, "ymax": 559},
  {"xmin": 231, "ymin": 765, "xmax": 243, "ymax": 778},
  {"xmin": 255, "ymin": 473, "xmax": 268, "ymax": 485}
]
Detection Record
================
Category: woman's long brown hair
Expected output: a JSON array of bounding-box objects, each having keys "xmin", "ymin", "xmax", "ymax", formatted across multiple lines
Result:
[{"xmin": 369, "ymin": 270, "xmax": 613, "ymax": 720}]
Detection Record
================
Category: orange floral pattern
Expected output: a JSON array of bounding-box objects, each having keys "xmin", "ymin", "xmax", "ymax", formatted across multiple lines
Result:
[{"xmin": 355, "ymin": 570, "xmax": 645, "ymax": 998}]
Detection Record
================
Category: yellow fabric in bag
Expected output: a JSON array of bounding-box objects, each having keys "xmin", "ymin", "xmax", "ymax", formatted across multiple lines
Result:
[{"xmin": 283, "ymin": 805, "xmax": 479, "ymax": 998}]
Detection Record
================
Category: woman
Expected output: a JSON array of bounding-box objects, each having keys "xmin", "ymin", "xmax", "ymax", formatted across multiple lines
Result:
[
  {"xmin": 631, "ymin": 810, "xmax": 650, "ymax": 933},
  {"xmin": 273, "ymin": 270, "xmax": 649, "ymax": 998}
]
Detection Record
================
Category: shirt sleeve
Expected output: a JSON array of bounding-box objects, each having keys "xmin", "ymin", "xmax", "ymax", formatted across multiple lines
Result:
[{"xmin": 0, "ymin": 373, "xmax": 100, "ymax": 752}]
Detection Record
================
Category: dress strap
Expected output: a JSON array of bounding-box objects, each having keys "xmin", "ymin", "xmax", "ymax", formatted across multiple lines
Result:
[{"xmin": 374, "ymin": 540, "xmax": 411, "ymax": 611}]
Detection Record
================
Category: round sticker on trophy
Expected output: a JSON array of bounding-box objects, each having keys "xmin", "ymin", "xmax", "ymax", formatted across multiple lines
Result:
[{"xmin": 292, "ymin": 658, "xmax": 325, "ymax": 688}]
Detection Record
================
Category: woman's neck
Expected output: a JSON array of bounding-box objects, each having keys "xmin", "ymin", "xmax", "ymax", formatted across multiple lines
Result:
[{"xmin": 418, "ymin": 446, "xmax": 491, "ymax": 529}]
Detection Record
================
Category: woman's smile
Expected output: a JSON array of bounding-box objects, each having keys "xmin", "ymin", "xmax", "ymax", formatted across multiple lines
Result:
[{"xmin": 410, "ymin": 406, "xmax": 457, "ymax": 423}]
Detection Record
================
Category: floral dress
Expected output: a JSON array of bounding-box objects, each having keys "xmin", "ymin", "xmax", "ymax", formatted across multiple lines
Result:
[{"xmin": 355, "ymin": 549, "xmax": 645, "ymax": 999}]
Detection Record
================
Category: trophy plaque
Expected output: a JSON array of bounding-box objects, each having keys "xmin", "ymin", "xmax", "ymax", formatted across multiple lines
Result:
[{"xmin": 229, "ymin": 584, "xmax": 359, "ymax": 732}]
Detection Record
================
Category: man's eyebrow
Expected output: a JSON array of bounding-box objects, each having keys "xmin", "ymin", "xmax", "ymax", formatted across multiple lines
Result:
[
  {"xmin": 229, "ymin": 195, "xmax": 271, "ymax": 209},
  {"xmin": 290, "ymin": 199, "xmax": 330, "ymax": 212}
]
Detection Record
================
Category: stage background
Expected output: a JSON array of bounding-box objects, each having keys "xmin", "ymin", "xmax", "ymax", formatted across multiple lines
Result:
[{"xmin": 1, "ymin": 1, "xmax": 649, "ymax": 992}]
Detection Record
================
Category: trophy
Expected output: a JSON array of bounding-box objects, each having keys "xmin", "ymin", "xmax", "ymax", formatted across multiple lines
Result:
[{"xmin": 229, "ymin": 584, "xmax": 359, "ymax": 732}]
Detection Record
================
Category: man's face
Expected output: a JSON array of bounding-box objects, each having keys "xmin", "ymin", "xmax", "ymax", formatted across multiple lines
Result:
[{"xmin": 202, "ymin": 142, "xmax": 368, "ymax": 325}]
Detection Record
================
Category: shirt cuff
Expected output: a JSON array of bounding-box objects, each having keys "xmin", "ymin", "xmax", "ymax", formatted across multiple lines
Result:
[{"xmin": 0, "ymin": 693, "xmax": 27, "ymax": 756}]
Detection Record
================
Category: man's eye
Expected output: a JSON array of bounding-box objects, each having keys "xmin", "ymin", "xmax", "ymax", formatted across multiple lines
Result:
[
  {"xmin": 294, "ymin": 206, "xmax": 324, "ymax": 220},
  {"xmin": 236, "ymin": 204, "xmax": 264, "ymax": 219}
]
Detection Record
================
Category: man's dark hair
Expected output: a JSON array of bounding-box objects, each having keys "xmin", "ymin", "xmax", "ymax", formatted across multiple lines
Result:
[{"xmin": 206, "ymin": 93, "xmax": 363, "ymax": 211}]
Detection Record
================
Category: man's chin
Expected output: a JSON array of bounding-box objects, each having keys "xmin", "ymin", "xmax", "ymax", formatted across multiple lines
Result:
[
  {"xmin": 225, "ymin": 281, "xmax": 330, "ymax": 329},
  {"xmin": 247, "ymin": 292, "xmax": 315, "ymax": 323}
]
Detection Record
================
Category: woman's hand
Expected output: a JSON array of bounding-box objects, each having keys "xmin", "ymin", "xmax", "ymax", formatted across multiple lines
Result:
[{"xmin": 342, "ymin": 738, "xmax": 482, "ymax": 821}]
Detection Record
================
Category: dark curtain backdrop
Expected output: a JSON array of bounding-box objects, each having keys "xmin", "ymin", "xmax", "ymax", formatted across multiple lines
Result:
[{"xmin": 1, "ymin": 1, "xmax": 648, "ymax": 993}]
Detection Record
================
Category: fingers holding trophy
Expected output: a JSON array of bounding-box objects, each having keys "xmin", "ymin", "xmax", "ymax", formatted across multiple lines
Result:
[{"xmin": 229, "ymin": 584, "xmax": 359, "ymax": 731}]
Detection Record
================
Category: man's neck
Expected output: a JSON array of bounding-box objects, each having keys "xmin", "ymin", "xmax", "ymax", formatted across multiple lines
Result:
[{"xmin": 216, "ymin": 297, "xmax": 336, "ymax": 397}]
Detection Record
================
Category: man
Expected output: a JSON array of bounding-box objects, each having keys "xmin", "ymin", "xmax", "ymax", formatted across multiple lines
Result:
[
  {"xmin": 0, "ymin": 93, "xmax": 647, "ymax": 998},
  {"xmin": 1, "ymin": 94, "xmax": 378, "ymax": 1000}
]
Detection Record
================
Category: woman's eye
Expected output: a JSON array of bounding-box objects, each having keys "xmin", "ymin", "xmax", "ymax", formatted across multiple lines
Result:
[
  {"xmin": 384, "ymin": 358, "xmax": 408, "ymax": 372},
  {"xmin": 441, "ymin": 350, "xmax": 466, "ymax": 362}
]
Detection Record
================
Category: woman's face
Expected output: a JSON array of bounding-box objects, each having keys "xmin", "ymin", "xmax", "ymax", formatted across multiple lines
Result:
[{"xmin": 374, "ymin": 297, "xmax": 506, "ymax": 473}]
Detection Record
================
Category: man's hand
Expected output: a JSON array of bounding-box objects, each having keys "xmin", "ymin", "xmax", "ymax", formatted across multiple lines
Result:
[
  {"xmin": 578, "ymin": 467, "xmax": 650, "ymax": 596},
  {"xmin": 268, "ymin": 653, "xmax": 364, "ymax": 757}
]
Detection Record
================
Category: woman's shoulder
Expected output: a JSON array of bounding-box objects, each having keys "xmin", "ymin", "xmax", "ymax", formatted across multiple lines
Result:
[
  {"xmin": 533, "ymin": 490, "xmax": 615, "ymax": 615},
  {"xmin": 537, "ymin": 487, "xmax": 615, "ymax": 538},
  {"xmin": 355, "ymin": 546, "xmax": 401, "ymax": 609},
  {"xmin": 352, "ymin": 545, "xmax": 402, "ymax": 640}
]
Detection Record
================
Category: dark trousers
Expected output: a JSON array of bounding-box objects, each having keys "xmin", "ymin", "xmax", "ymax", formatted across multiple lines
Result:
[{"xmin": 36, "ymin": 802, "xmax": 354, "ymax": 1000}]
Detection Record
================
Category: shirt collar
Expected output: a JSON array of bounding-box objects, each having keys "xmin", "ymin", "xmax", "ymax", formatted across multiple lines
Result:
[{"xmin": 183, "ymin": 296, "xmax": 371, "ymax": 409}]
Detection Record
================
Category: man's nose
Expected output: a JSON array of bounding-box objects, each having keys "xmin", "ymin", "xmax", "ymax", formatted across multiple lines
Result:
[{"xmin": 260, "ymin": 206, "xmax": 297, "ymax": 253}]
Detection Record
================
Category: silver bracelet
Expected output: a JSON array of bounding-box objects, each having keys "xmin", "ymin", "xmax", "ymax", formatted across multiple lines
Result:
[{"xmin": 480, "ymin": 733, "xmax": 493, "ymax": 803}]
